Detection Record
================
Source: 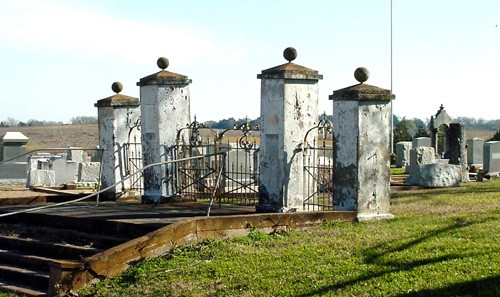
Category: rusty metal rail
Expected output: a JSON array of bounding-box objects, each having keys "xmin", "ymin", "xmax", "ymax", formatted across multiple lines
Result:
[{"xmin": 0, "ymin": 152, "xmax": 227, "ymax": 218}]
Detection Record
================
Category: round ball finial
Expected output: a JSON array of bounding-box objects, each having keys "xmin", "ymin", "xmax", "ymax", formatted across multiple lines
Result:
[
  {"xmin": 283, "ymin": 47, "xmax": 297, "ymax": 63},
  {"xmin": 354, "ymin": 67, "xmax": 370, "ymax": 83},
  {"xmin": 157, "ymin": 57, "xmax": 169, "ymax": 70},
  {"xmin": 111, "ymin": 81, "xmax": 123, "ymax": 94}
]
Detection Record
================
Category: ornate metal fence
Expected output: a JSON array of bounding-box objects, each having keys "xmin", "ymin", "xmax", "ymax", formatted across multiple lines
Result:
[
  {"xmin": 169, "ymin": 118, "xmax": 260, "ymax": 206},
  {"xmin": 124, "ymin": 139, "xmax": 143, "ymax": 192},
  {"xmin": 302, "ymin": 117, "xmax": 334, "ymax": 211}
]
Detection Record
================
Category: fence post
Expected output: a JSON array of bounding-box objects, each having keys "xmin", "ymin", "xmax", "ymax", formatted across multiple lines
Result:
[
  {"xmin": 95, "ymin": 82, "xmax": 141, "ymax": 200},
  {"xmin": 137, "ymin": 57, "xmax": 192, "ymax": 203},
  {"xmin": 329, "ymin": 68, "xmax": 394, "ymax": 221},
  {"xmin": 256, "ymin": 47, "xmax": 323, "ymax": 212}
]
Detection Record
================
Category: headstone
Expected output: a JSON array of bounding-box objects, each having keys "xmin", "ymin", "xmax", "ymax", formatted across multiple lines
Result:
[
  {"xmin": 406, "ymin": 146, "xmax": 462, "ymax": 187},
  {"xmin": 78, "ymin": 162, "xmax": 100, "ymax": 182},
  {"xmin": 27, "ymin": 170, "xmax": 56, "ymax": 187},
  {"xmin": 484, "ymin": 141, "xmax": 500, "ymax": 173},
  {"xmin": 52, "ymin": 157, "xmax": 78, "ymax": 185},
  {"xmin": 395, "ymin": 141, "xmax": 412, "ymax": 168},
  {"xmin": 0, "ymin": 132, "xmax": 29, "ymax": 162},
  {"xmin": 406, "ymin": 163, "xmax": 462, "ymax": 187},
  {"xmin": 467, "ymin": 138, "xmax": 484, "ymax": 165},
  {"xmin": 257, "ymin": 47, "xmax": 322, "ymax": 212},
  {"xmin": 329, "ymin": 67, "xmax": 394, "ymax": 221},
  {"xmin": 447, "ymin": 123, "xmax": 469, "ymax": 182},
  {"xmin": 67, "ymin": 148, "xmax": 84, "ymax": 163},
  {"xmin": 409, "ymin": 147, "xmax": 436, "ymax": 168},
  {"xmin": 38, "ymin": 160, "xmax": 51, "ymax": 170},
  {"xmin": 0, "ymin": 162, "xmax": 28, "ymax": 184},
  {"xmin": 430, "ymin": 104, "xmax": 452, "ymax": 153},
  {"xmin": 412, "ymin": 137, "xmax": 432, "ymax": 148},
  {"xmin": 222, "ymin": 143, "xmax": 259, "ymax": 192},
  {"xmin": 28, "ymin": 154, "xmax": 49, "ymax": 171}
]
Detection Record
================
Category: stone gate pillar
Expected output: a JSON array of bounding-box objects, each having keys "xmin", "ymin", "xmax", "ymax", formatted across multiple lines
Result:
[
  {"xmin": 257, "ymin": 47, "xmax": 323, "ymax": 212},
  {"xmin": 137, "ymin": 57, "xmax": 191, "ymax": 203},
  {"xmin": 329, "ymin": 68, "xmax": 394, "ymax": 221},
  {"xmin": 95, "ymin": 82, "xmax": 141, "ymax": 200}
]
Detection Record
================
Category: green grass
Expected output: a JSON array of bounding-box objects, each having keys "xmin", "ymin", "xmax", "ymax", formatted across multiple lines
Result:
[
  {"xmin": 72, "ymin": 180, "xmax": 500, "ymax": 296},
  {"xmin": 390, "ymin": 168, "xmax": 406, "ymax": 175}
]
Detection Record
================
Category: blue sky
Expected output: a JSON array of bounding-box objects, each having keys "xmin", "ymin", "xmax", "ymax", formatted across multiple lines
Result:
[{"xmin": 0, "ymin": 0, "xmax": 499, "ymax": 123}]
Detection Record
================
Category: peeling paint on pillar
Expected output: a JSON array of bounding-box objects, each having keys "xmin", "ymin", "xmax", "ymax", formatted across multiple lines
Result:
[
  {"xmin": 257, "ymin": 48, "xmax": 323, "ymax": 212},
  {"xmin": 329, "ymin": 70, "xmax": 395, "ymax": 221},
  {"xmin": 137, "ymin": 58, "xmax": 191, "ymax": 203},
  {"xmin": 95, "ymin": 85, "xmax": 141, "ymax": 200}
]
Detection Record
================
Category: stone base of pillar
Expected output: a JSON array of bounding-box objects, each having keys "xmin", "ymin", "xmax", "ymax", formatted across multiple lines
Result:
[
  {"xmin": 256, "ymin": 204, "xmax": 300, "ymax": 213},
  {"xmin": 142, "ymin": 195, "xmax": 163, "ymax": 204},
  {"xmin": 114, "ymin": 191, "xmax": 141, "ymax": 202},
  {"xmin": 357, "ymin": 213, "xmax": 394, "ymax": 222},
  {"xmin": 98, "ymin": 190, "xmax": 141, "ymax": 202}
]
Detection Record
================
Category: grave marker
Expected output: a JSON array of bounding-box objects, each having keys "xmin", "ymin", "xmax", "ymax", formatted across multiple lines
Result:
[{"xmin": 484, "ymin": 141, "xmax": 500, "ymax": 173}]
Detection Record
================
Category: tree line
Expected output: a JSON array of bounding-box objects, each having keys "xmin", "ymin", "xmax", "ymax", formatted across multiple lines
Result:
[
  {"xmin": 0, "ymin": 116, "xmax": 97, "ymax": 127},
  {"xmin": 1, "ymin": 115, "xmax": 499, "ymax": 140},
  {"xmin": 392, "ymin": 116, "xmax": 500, "ymax": 147}
]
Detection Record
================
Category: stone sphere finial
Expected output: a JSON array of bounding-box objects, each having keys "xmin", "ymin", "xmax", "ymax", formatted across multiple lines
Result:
[
  {"xmin": 354, "ymin": 67, "xmax": 370, "ymax": 83},
  {"xmin": 157, "ymin": 57, "xmax": 169, "ymax": 70},
  {"xmin": 283, "ymin": 47, "xmax": 297, "ymax": 63},
  {"xmin": 111, "ymin": 81, "xmax": 123, "ymax": 94}
]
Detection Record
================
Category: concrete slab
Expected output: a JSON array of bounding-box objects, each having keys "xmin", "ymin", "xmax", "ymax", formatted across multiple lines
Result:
[{"xmin": 0, "ymin": 200, "xmax": 256, "ymax": 228}]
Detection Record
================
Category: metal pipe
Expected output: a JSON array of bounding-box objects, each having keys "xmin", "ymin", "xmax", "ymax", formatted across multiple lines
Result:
[
  {"xmin": 96, "ymin": 149, "xmax": 104, "ymax": 206},
  {"xmin": 206, "ymin": 153, "xmax": 227, "ymax": 216},
  {"xmin": 0, "ymin": 152, "xmax": 227, "ymax": 218}
]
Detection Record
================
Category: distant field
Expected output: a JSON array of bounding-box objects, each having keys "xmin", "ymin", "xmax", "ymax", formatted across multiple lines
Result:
[
  {"xmin": 466, "ymin": 129, "xmax": 496, "ymax": 140},
  {"xmin": 0, "ymin": 125, "xmax": 98, "ymax": 151},
  {"xmin": 0, "ymin": 125, "xmax": 495, "ymax": 153}
]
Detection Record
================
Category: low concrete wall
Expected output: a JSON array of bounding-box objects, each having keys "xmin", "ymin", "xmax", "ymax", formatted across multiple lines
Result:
[{"xmin": 52, "ymin": 211, "xmax": 356, "ymax": 296}]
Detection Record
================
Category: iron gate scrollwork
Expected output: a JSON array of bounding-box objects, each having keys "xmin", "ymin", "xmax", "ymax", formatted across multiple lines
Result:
[
  {"xmin": 171, "ymin": 117, "xmax": 260, "ymax": 206},
  {"xmin": 302, "ymin": 116, "xmax": 334, "ymax": 211}
]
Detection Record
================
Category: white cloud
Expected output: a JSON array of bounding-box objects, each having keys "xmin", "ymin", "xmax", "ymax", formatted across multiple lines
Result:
[{"xmin": 0, "ymin": 0, "xmax": 218, "ymax": 67}]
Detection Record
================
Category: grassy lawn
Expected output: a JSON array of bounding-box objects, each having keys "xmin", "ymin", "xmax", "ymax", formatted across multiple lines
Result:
[
  {"xmin": 390, "ymin": 168, "xmax": 406, "ymax": 175},
  {"xmin": 77, "ymin": 180, "xmax": 499, "ymax": 296}
]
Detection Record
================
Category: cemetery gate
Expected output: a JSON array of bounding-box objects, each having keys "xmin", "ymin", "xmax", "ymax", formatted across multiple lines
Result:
[
  {"xmin": 302, "ymin": 117, "xmax": 334, "ymax": 211},
  {"xmin": 124, "ymin": 123, "xmax": 143, "ymax": 192},
  {"xmin": 168, "ymin": 119, "xmax": 260, "ymax": 206}
]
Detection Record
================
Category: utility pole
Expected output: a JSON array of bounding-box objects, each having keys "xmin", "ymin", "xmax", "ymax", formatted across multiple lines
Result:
[{"xmin": 390, "ymin": 0, "xmax": 394, "ymax": 154}]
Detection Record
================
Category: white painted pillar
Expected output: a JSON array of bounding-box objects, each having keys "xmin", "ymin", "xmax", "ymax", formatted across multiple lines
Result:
[
  {"xmin": 329, "ymin": 68, "xmax": 394, "ymax": 221},
  {"xmin": 137, "ymin": 57, "xmax": 191, "ymax": 203},
  {"xmin": 257, "ymin": 47, "xmax": 323, "ymax": 212},
  {"xmin": 95, "ymin": 82, "xmax": 141, "ymax": 200}
]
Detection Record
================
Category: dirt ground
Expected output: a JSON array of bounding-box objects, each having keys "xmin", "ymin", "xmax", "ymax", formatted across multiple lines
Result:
[{"xmin": 0, "ymin": 186, "xmax": 56, "ymax": 199}]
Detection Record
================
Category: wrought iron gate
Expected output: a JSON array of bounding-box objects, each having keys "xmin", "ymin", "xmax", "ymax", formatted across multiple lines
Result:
[
  {"xmin": 302, "ymin": 117, "xmax": 334, "ymax": 211},
  {"xmin": 124, "ymin": 139, "xmax": 143, "ymax": 192},
  {"xmin": 170, "ymin": 118, "xmax": 260, "ymax": 206}
]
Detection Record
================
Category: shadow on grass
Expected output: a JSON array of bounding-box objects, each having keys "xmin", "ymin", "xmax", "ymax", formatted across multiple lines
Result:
[
  {"xmin": 390, "ymin": 184, "xmax": 500, "ymax": 200},
  {"xmin": 363, "ymin": 217, "xmax": 482, "ymax": 265},
  {"xmin": 395, "ymin": 275, "xmax": 500, "ymax": 297},
  {"xmin": 297, "ymin": 254, "xmax": 473, "ymax": 297},
  {"xmin": 297, "ymin": 218, "xmax": 495, "ymax": 297}
]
